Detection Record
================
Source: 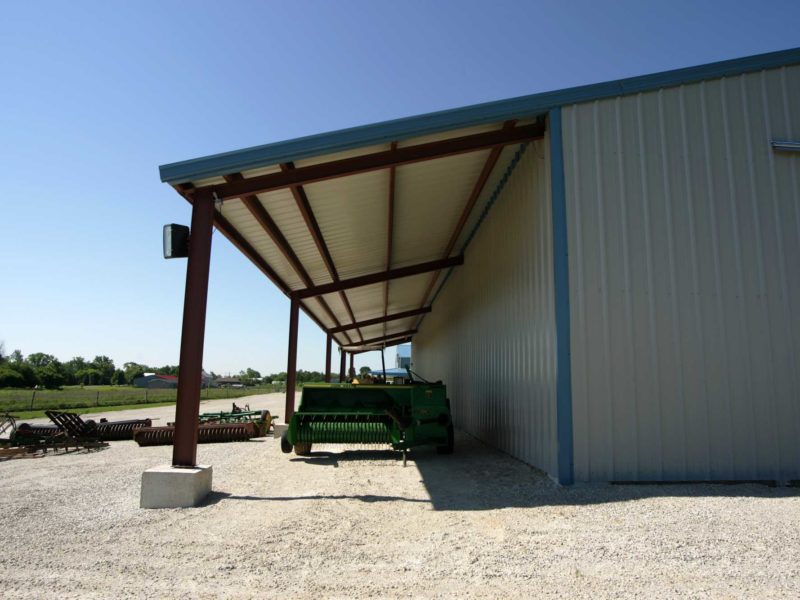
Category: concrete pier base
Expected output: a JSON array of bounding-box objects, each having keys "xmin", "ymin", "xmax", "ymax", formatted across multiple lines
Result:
[{"xmin": 140, "ymin": 464, "xmax": 212, "ymax": 508}]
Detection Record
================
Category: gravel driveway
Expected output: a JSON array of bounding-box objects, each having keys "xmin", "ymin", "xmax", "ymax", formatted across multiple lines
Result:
[{"xmin": 2, "ymin": 393, "xmax": 798, "ymax": 599}]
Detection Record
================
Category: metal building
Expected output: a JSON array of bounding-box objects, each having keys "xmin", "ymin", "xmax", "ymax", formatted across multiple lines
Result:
[{"xmin": 159, "ymin": 47, "xmax": 800, "ymax": 484}]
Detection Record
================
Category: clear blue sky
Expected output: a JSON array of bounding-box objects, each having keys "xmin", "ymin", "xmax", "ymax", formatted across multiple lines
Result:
[{"xmin": 1, "ymin": 0, "xmax": 798, "ymax": 375}]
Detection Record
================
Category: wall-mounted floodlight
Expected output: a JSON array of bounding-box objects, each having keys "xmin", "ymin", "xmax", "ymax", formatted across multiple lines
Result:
[
  {"xmin": 771, "ymin": 140, "xmax": 800, "ymax": 152},
  {"xmin": 163, "ymin": 224, "xmax": 190, "ymax": 259}
]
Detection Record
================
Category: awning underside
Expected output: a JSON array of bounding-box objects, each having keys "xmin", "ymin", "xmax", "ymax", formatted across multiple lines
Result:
[{"xmin": 168, "ymin": 118, "xmax": 546, "ymax": 349}]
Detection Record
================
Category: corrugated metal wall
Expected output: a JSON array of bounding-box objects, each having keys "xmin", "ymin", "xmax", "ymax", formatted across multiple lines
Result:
[
  {"xmin": 563, "ymin": 65, "xmax": 800, "ymax": 481},
  {"xmin": 414, "ymin": 140, "xmax": 559, "ymax": 477}
]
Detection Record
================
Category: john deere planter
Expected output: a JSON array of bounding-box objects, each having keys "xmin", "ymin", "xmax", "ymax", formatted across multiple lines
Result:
[{"xmin": 281, "ymin": 383, "xmax": 453, "ymax": 457}]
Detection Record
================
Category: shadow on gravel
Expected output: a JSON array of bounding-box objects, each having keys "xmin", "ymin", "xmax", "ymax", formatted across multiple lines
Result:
[
  {"xmin": 289, "ymin": 449, "xmax": 403, "ymax": 467},
  {"xmin": 201, "ymin": 491, "xmax": 428, "ymax": 506},
  {"xmin": 412, "ymin": 431, "xmax": 800, "ymax": 511}
]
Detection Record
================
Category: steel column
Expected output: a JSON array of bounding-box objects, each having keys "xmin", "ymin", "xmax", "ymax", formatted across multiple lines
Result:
[
  {"xmin": 324, "ymin": 334, "xmax": 332, "ymax": 383},
  {"xmin": 172, "ymin": 190, "xmax": 215, "ymax": 467},
  {"xmin": 285, "ymin": 296, "xmax": 299, "ymax": 422},
  {"xmin": 339, "ymin": 348, "xmax": 346, "ymax": 382},
  {"xmin": 349, "ymin": 353, "xmax": 354, "ymax": 376}
]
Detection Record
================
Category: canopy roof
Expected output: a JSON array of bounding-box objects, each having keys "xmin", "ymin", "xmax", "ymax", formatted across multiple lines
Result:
[{"xmin": 159, "ymin": 47, "xmax": 800, "ymax": 349}]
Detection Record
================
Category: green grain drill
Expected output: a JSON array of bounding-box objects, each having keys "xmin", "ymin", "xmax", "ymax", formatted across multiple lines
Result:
[{"xmin": 280, "ymin": 383, "xmax": 453, "ymax": 457}]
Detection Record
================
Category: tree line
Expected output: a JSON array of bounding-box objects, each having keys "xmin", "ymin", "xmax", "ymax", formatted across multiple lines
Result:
[{"xmin": 0, "ymin": 343, "xmax": 340, "ymax": 389}]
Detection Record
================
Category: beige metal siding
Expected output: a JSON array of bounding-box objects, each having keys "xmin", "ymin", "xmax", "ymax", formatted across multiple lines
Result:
[
  {"xmin": 414, "ymin": 140, "xmax": 559, "ymax": 476},
  {"xmin": 563, "ymin": 65, "xmax": 800, "ymax": 482}
]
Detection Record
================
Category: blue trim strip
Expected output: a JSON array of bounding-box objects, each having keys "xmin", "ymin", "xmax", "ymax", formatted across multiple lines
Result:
[
  {"xmin": 549, "ymin": 108, "xmax": 574, "ymax": 486},
  {"xmin": 160, "ymin": 47, "xmax": 800, "ymax": 184}
]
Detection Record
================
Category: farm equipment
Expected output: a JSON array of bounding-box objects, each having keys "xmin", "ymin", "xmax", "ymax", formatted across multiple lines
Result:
[
  {"xmin": 133, "ymin": 422, "xmax": 260, "ymax": 446},
  {"xmin": 134, "ymin": 403, "xmax": 273, "ymax": 446},
  {"xmin": 280, "ymin": 381, "xmax": 453, "ymax": 461},
  {"xmin": 198, "ymin": 403, "xmax": 274, "ymax": 436}
]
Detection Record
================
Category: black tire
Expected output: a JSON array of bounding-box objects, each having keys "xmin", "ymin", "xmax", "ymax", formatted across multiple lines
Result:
[
  {"xmin": 436, "ymin": 424, "xmax": 454, "ymax": 454},
  {"xmin": 280, "ymin": 432, "xmax": 293, "ymax": 454},
  {"xmin": 294, "ymin": 442, "xmax": 312, "ymax": 456}
]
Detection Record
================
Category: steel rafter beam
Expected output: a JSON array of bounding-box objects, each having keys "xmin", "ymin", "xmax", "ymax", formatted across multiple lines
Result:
[
  {"xmin": 172, "ymin": 183, "xmax": 337, "ymax": 340},
  {"xmin": 345, "ymin": 329, "xmax": 417, "ymax": 348},
  {"xmin": 328, "ymin": 307, "xmax": 431, "ymax": 334},
  {"xmin": 281, "ymin": 162, "xmax": 363, "ymax": 343},
  {"xmin": 191, "ymin": 122, "xmax": 546, "ymax": 201},
  {"xmin": 416, "ymin": 120, "xmax": 521, "ymax": 313},
  {"xmin": 347, "ymin": 336, "xmax": 414, "ymax": 354},
  {"xmin": 224, "ymin": 174, "xmax": 353, "ymax": 346},
  {"xmin": 293, "ymin": 255, "xmax": 464, "ymax": 300}
]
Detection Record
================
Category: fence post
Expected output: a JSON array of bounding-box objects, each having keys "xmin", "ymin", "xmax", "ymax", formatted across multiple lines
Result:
[
  {"xmin": 96, "ymin": 391, "xmax": 100, "ymax": 407},
  {"xmin": 145, "ymin": 389, "xmax": 148, "ymax": 403},
  {"xmin": 30, "ymin": 390, "xmax": 36, "ymax": 410}
]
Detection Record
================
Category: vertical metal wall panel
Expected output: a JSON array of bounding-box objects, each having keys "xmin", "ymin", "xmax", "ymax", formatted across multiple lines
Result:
[
  {"xmin": 414, "ymin": 140, "xmax": 559, "ymax": 477},
  {"xmin": 563, "ymin": 65, "xmax": 800, "ymax": 482}
]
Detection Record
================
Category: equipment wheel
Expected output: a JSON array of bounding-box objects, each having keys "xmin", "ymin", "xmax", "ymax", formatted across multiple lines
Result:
[
  {"xmin": 280, "ymin": 432, "xmax": 293, "ymax": 454},
  {"xmin": 436, "ymin": 424, "xmax": 454, "ymax": 455},
  {"xmin": 294, "ymin": 442, "xmax": 312, "ymax": 456}
]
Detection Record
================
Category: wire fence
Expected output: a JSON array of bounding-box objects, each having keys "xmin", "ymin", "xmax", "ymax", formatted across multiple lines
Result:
[{"xmin": 0, "ymin": 384, "xmax": 287, "ymax": 413}]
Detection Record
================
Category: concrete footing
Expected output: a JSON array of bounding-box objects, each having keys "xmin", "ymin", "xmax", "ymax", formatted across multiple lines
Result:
[{"xmin": 140, "ymin": 464, "xmax": 212, "ymax": 508}]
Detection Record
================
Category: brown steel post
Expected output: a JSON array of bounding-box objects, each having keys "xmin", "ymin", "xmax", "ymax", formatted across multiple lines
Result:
[
  {"xmin": 172, "ymin": 190, "xmax": 215, "ymax": 467},
  {"xmin": 285, "ymin": 296, "xmax": 299, "ymax": 422},
  {"xmin": 349, "ymin": 353, "xmax": 354, "ymax": 376},
  {"xmin": 339, "ymin": 348, "xmax": 346, "ymax": 382},
  {"xmin": 324, "ymin": 334, "xmax": 332, "ymax": 383}
]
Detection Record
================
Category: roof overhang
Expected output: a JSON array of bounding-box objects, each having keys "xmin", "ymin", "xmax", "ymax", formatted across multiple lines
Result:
[{"xmin": 159, "ymin": 46, "xmax": 800, "ymax": 348}]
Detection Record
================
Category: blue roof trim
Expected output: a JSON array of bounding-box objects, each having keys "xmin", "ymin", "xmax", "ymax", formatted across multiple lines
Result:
[{"xmin": 160, "ymin": 46, "xmax": 800, "ymax": 184}]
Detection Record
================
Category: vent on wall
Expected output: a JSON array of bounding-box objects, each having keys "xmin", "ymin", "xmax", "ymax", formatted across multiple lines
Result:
[{"xmin": 771, "ymin": 140, "xmax": 800, "ymax": 152}]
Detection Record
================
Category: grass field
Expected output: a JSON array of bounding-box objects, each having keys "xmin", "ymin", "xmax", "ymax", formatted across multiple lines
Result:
[{"xmin": 0, "ymin": 384, "xmax": 283, "ymax": 416}]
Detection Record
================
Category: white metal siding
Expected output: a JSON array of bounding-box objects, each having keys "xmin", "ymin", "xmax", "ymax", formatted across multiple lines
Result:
[
  {"xmin": 563, "ymin": 65, "xmax": 800, "ymax": 482},
  {"xmin": 414, "ymin": 140, "xmax": 559, "ymax": 477}
]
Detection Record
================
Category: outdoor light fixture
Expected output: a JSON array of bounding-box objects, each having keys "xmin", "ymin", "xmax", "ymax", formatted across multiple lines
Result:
[
  {"xmin": 163, "ymin": 224, "xmax": 190, "ymax": 259},
  {"xmin": 771, "ymin": 140, "xmax": 800, "ymax": 152}
]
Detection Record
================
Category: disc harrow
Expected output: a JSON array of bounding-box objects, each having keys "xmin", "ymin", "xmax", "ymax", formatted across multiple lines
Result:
[{"xmin": 133, "ymin": 422, "xmax": 259, "ymax": 446}]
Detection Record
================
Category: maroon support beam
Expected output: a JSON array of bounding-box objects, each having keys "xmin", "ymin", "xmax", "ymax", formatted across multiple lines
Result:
[
  {"xmin": 324, "ymin": 334, "xmax": 332, "ymax": 383},
  {"xmin": 192, "ymin": 122, "xmax": 546, "ymax": 201},
  {"xmin": 348, "ymin": 336, "xmax": 413, "ymax": 354},
  {"xmin": 285, "ymin": 296, "xmax": 300, "ymax": 422},
  {"xmin": 294, "ymin": 256, "xmax": 463, "ymax": 299},
  {"xmin": 282, "ymin": 163, "xmax": 364, "ymax": 343},
  {"xmin": 172, "ymin": 189, "xmax": 215, "ymax": 467},
  {"xmin": 355, "ymin": 329, "xmax": 417, "ymax": 347},
  {"xmin": 339, "ymin": 348, "xmax": 346, "ymax": 382},
  {"xmin": 226, "ymin": 174, "xmax": 353, "ymax": 345},
  {"xmin": 328, "ymin": 307, "xmax": 431, "ymax": 334},
  {"xmin": 349, "ymin": 353, "xmax": 354, "ymax": 377}
]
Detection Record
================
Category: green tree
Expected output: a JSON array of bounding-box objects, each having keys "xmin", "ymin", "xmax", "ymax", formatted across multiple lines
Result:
[
  {"xmin": 9, "ymin": 349, "xmax": 24, "ymax": 364},
  {"xmin": 359, "ymin": 366, "xmax": 372, "ymax": 377},
  {"xmin": 239, "ymin": 368, "xmax": 262, "ymax": 386},
  {"xmin": 37, "ymin": 362, "xmax": 65, "ymax": 389},
  {"xmin": 123, "ymin": 362, "xmax": 148, "ymax": 385},
  {"xmin": 75, "ymin": 367, "xmax": 103, "ymax": 386},
  {"xmin": 27, "ymin": 352, "xmax": 56, "ymax": 368},
  {"xmin": 91, "ymin": 355, "xmax": 115, "ymax": 385},
  {"xmin": 0, "ymin": 364, "xmax": 25, "ymax": 388},
  {"xmin": 111, "ymin": 369, "xmax": 125, "ymax": 386}
]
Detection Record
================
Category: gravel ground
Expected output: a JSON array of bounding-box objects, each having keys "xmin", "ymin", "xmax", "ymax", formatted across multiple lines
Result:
[{"xmin": 2, "ymin": 393, "xmax": 799, "ymax": 599}]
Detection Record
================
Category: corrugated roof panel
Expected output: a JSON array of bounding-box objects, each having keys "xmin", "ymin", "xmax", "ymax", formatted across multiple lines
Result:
[
  {"xmin": 341, "ymin": 282, "xmax": 387, "ymax": 321},
  {"xmin": 256, "ymin": 189, "xmax": 334, "ymax": 286},
  {"xmin": 304, "ymin": 170, "xmax": 391, "ymax": 280},
  {"xmin": 387, "ymin": 273, "xmax": 433, "ymax": 313},
  {"xmin": 216, "ymin": 200, "xmax": 305, "ymax": 291},
  {"xmin": 393, "ymin": 150, "xmax": 492, "ymax": 267}
]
